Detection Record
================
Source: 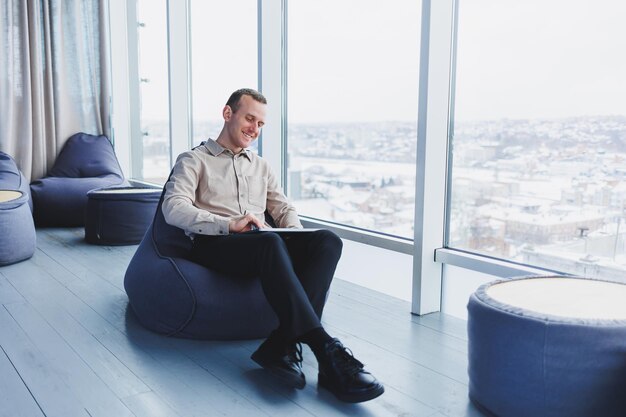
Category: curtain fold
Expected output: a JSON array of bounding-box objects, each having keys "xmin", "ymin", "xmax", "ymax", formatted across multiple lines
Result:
[{"xmin": 0, "ymin": 0, "xmax": 110, "ymax": 182}]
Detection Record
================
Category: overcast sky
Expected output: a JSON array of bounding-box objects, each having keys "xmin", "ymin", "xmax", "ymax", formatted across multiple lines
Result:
[
  {"xmin": 138, "ymin": 0, "xmax": 626, "ymax": 124},
  {"xmin": 455, "ymin": 0, "xmax": 626, "ymax": 121}
]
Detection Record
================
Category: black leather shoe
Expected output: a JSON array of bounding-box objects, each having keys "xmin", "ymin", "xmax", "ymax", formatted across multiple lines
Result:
[
  {"xmin": 317, "ymin": 338, "xmax": 384, "ymax": 403},
  {"xmin": 251, "ymin": 340, "xmax": 306, "ymax": 389}
]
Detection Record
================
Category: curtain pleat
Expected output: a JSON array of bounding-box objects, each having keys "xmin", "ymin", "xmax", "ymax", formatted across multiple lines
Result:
[{"xmin": 0, "ymin": 0, "xmax": 111, "ymax": 182}]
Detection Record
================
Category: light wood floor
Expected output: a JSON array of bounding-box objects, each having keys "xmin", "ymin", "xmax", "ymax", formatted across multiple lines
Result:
[{"xmin": 0, "ymin": 228, "xmax": 486, "ymax": 417}]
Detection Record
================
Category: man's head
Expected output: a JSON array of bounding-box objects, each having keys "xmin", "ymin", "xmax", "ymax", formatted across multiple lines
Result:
[
  {"xmin": 226, "ymin": 88, "xmax": 267, "ymax": 113},
  {"xmin": 218, "ymin": 88, "xmax": 267, "ymax": 153}
]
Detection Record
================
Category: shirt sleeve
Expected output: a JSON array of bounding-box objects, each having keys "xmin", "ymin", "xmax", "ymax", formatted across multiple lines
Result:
[
  {"xmin": 162, "ymin": 152, "xmax": 231, "ymax": 236},
  {"xmin": 265, "ymin": 164, "xmax": 303, "ymax": 228}
]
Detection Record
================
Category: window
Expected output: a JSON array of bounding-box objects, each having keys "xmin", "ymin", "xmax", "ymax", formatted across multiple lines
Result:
[
  {"xmin": 136, "ymin": 0, "xmax": 171, "ymax": 184},
  {"xmin": 286, "ymin": 0, "xmax": 421, "ymax": 239},
  {"xmin": 448, "ymin": 0, "xmax": 626, "ymax": 280},
  {"xmin": 190, "ymin": 0, "xmax": 258, "ymax": 148}
]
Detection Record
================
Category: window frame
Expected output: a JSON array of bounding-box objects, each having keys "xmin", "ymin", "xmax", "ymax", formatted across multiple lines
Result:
[{"xmin": 111, "ymin": 0, "xmax": 562, "ymax": 318}]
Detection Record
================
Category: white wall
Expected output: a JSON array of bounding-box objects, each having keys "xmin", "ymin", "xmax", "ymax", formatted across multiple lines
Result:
[
  {"xmin": 335, "ymin": 239, "xmax": 413, "ymax": 302},
  {"xmin": 441, "ymin": 264, "xmax": 500, "ymax": 320}
]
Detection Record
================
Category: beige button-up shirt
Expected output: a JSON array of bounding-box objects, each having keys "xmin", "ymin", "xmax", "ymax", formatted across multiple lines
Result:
[{"xmin": 162, "ymin": 139, "xmax": 302, "ymax": 236}]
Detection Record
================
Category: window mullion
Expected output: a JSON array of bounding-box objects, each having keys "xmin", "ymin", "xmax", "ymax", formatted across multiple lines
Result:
[
  {"xmin": 411, "ymin": 0, "xmax": 456, "ymax": 315},
  {"xmin": 167, "ymin": 0, "xmax": 192, "ymax": 164}
]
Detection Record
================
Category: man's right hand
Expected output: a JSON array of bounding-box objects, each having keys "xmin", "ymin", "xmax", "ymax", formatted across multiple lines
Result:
[{"xmin": 229, "ymin": 214, "xmax": 265, "ymax": 233}]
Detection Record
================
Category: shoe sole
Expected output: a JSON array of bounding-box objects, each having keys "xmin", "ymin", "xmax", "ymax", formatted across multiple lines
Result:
[
  {"xmin": 251, "ymin": 351, "xmax": 306, "ymax": 389},
  {"xmin": 318, "ymin": 374, "xmax": 385, "ymax": 403}
]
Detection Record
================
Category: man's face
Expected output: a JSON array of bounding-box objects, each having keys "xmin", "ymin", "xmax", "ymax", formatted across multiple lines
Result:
[{"xmin": 224, "ymin": 95, "xmax": 266, "ymax": 151}]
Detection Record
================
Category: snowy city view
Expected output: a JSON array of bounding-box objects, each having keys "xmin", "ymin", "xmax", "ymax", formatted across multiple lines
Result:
[
  {"xmin": 140, "ymin": 115, "xmax": 626, "ymax": 279},
  {"xmin": 287, "ymin": 121, "xmax": 417, "ymax": 239},
  {"xmin": 449, "ymin": 115, "xmax": 626, "ymax": 280},
  {"xmin": 288, "ymin": 115, "xmax": 626, "ymax": 279}
]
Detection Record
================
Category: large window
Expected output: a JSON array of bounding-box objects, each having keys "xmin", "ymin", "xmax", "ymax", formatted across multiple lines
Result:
[
  {"xmin": 448, "ymin": 0, "xmax": 626, "ymax": 279},
  {"xmin": 287, "ymin": 0, "xmax": 421, "ymax": 239},
  {"xmin": 136, "ymin": 0, "xmax": 171, "ymax": 184},
  {"xmin": 190, "ymin": 0, "xmax": 257, "ymax": 148}
]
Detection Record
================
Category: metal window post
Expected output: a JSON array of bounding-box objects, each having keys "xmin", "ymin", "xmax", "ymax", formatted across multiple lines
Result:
[{"xmin": 412, "ymin": 0, "xmax": 456, "ymax": 315}]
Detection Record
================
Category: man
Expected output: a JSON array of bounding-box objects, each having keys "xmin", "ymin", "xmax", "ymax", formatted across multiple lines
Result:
[{"xmin": 162, "ymin": 88, "xmax": 384, "ymax": 403}]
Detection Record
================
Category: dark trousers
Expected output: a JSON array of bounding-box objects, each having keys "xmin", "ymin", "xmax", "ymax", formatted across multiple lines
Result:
[{"xmin": 189, "ymin": 229, "xmax": 343, "ymax": 341}]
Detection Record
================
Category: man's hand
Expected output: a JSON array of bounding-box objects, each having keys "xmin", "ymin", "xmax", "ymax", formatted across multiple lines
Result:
[{"xmin": 229, "ymin": 214, "xmax": 265, "ymax": 233}]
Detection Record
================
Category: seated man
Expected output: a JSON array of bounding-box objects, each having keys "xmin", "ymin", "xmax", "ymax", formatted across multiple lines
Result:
[{"xmin": 162, "ymin": 88, "xmax": 384, "ymax": 403}]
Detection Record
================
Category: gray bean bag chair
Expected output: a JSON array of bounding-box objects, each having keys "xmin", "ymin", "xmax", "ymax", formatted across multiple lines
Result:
[
  {"xmin": 30, "ymin": 132, "xmax": 126, "ymax": 227},
  {"xmin": 124, "ymin": 185, "xmax": 279, "ymax": 340},
  {"xmin": 0, "ymin": 152, "xmax": 36, "ymax": 265}
]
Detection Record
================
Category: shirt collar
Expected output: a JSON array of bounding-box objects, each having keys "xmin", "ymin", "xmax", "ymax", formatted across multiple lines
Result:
[{"xmin": 204, "ymin": 138, "xmax": 252, "ymax": 161}]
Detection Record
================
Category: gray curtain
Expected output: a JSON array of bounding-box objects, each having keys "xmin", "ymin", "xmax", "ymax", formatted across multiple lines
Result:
[{"xmin": 0, "ymin": 0, "xmax": 110, "ymax": 182}]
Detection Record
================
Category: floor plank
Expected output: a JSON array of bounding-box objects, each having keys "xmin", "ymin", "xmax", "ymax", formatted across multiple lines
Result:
[
  {"xmin": 0, "ymin": 304, "xmax": 96, "ymax": 417},
  {"xmin": 121, "ymin": 391, "xmax": 183, "ymax": 417},
  {"xmin": 323, "ymin": 297, "xmax": 469, "ymax": 383},
  {"xmin": 0, "ymin": 345, "xmax": 45, "ymax": 417},
  {"xmin": 0, "ymin": 271, "xmax": 25, "ymax": 305},
  {"xmin": 3, "ymin": 300, "xmax": 136, "ymax": 417},
  {"xmin": 2, "ymin": 260, "xmax": 150, "ymax": 400},
  {"xmin": 0, "ymin": 228, "xmax": 486, "ymax": 417},
  {"xmin": 331, "ymin": 279, "xmax": 469, "ymax": 342}
]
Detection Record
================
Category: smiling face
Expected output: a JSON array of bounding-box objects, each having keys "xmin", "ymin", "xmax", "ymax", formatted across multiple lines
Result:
[{"xmin": 219, "ymin": 94, "xmax": 266, "ymax": 153}]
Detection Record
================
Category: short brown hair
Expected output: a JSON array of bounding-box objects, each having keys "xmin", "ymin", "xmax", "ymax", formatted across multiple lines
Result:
[{"xmin": 226, "ymin": 88, "xmax": 267, "ymax": 113}]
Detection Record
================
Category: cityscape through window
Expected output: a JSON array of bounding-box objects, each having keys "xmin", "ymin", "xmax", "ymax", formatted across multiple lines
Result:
[
  {"xmin": 448, "ymin": 0, "xmax": 626, "ymax": 279},
  {"xmin": 287, "ymin": 0, "xmax": 421, "ymax": 239}
]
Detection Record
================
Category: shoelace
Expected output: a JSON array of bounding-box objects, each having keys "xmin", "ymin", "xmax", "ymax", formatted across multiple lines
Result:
[
  {"xmin": 329, "ymin": 341, "xmax": 364, "ymax": 376},
  {"xmin": 287, "ymin": 342, "xmax": 304, "ymax": 365}
]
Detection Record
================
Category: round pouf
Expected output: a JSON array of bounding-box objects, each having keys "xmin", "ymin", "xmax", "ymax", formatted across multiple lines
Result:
[
  {"xmin": 0, "ymin": 190, "xmax": 36, "ymax": 265},
  {"xmin": 85, "ymin": 187, "xmax": 161, "ymax": 245},
  {"xmin": 468, "ymin": 276, "xmax": 626, "ymax": 417},
  {"xmin": 0, "ymin": 152, "xmax": 36, "ymax": 265}
]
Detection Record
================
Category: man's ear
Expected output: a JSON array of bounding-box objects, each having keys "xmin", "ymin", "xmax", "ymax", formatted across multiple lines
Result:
[{"xmin": 223, "ymin": 105, "xmax": 232, "ymax": 121}]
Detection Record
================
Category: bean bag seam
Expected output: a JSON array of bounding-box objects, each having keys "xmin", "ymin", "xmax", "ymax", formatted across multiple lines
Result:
[{"xmin": 149, "ymin": 208, "xmax": 197, "ymax": 337}]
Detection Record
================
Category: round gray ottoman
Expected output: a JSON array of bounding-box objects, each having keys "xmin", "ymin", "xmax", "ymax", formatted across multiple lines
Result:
[
  {"xmin": 468, "ymin": 276, "xmax": 626, "ymax": 417},
  {"xmin": 0, "ymin": 151, "xmax": 36, "ymax": 265},
  {"xmin": 85, "ymin": 186, "xmax": 161, "ymax": 245},
  {"xmin": 0, "ymin": 190, "xmax": 36, "ymax": 265}
]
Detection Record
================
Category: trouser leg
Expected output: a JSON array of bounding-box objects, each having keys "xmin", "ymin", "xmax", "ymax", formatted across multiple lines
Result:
[
  {"xmin": 281, "ymin": 229, "xmax": 343, "ymax": 320},
  {"xmin": 189, "ymin": 231, "xmax": 340, "ymax": 340}
]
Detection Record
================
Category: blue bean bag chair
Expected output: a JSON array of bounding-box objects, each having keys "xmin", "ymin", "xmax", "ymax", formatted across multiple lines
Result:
[
  {"xmin": 124, "ymin": 186, "xmax": 279, "ymax": 340},
  {"xmin": 0, "ymin": 152, "xmax": 36, "ymax": 265},
  {"xmin": 30, "ymin": 132, "xmax": 126, "ymax": 227}
]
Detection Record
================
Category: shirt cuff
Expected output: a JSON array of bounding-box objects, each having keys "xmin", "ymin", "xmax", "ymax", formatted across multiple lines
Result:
[
  {"xmin": 193, "ymin": 217, "xmax": 231, "ymax": 236},
  {"xmin": 216, "ymin": 217, "xmax": 230, "ymax": 235}
]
